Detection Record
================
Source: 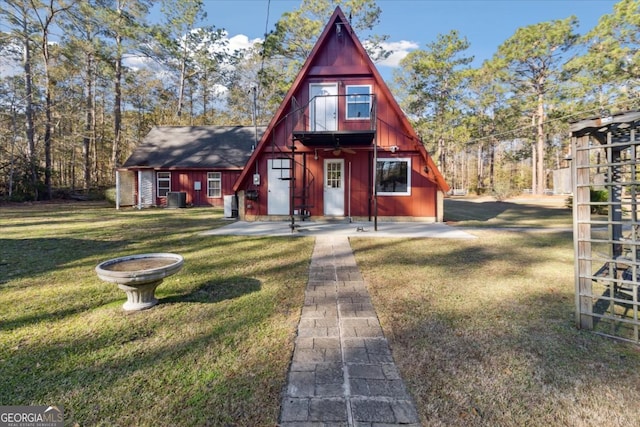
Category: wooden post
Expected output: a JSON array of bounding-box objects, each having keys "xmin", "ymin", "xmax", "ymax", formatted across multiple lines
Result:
[{"xmin": 574, "ymin": 134, "xmax": 593, "ymax": 329}]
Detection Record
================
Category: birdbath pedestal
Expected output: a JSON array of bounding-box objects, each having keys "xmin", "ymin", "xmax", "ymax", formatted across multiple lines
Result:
[{"xmin": 95, "ymin": 253, "xmax": 184, "ymax": 311}]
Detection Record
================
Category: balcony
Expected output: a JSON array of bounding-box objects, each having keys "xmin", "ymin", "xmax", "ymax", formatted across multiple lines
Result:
[{"xmin": 291, "ymin": 93, "xmax": 376, "ymax": 148}]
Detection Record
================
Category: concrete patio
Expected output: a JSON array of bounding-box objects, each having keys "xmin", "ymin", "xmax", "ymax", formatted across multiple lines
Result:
[{"xmin": 202, "ymin": 220, "xmax": 476, "ymax": 239}]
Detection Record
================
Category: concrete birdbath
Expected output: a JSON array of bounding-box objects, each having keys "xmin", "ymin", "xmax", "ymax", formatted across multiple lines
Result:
[{"xmin": 96, "ymin": 253, "xmax": 184, "ymax": 311}]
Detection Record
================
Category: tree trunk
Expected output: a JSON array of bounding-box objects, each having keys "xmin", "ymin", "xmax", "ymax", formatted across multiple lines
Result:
[
  {"xmin": 476, "ymin": 143, "xmax": 484, "ymax": 191},
  {"xmin": 531, "ymin": 140, "xmax": 537, "ymax": 194},
  {"xmin": 489, "ymin": 141, "xmax": 495, "ymax": 189},
  {"xmin": 112, "ymin": 32, "xmax": 122, "ymax": 171},
  {"xmin": 9, "ymin": 98, "xmax": 18, "ymax": 199},
  {"xmin": 536, "ymin": 94, "xmax": 545, "ymax": 194},
  {"xmin": 43, "ymin": 38, "xmax": 53, "ymax": 200},
  {"xmin": 21, "ymin": 5, "xmax": 38, "ymax": 200},
  {"xmin": 83, "ymin": 52, "xmax": 94, "ymax": 190},
  {"xmin": 437, "ymin": 136, "xmax": 446, "ymax": 176},
  {"xmin": 177, "ymin": 41, "xmax": 188, "ymax": 119}
]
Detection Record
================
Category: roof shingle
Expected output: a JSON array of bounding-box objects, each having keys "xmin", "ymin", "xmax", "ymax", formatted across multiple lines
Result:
[{"xmin": 122, "ymin": 126, "xmax": 266, "ymax": 169}]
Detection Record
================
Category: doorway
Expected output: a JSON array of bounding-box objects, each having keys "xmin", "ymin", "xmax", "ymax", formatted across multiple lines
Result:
[
  {"xmin": 310, "ymin": 83, "xmax": 338, "ymax": 131},
  {"xmin": 324, "ymin": 159, "xmax": 344, "ymax": 216},
  {"xmin": 267, "ymin": 158, "xmax": 291, "ymax": 215}
]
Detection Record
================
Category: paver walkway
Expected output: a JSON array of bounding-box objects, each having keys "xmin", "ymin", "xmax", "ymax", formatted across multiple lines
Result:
[{"xmin": 279, "ymin": 235, "xmax": 421, "ymax": 426}]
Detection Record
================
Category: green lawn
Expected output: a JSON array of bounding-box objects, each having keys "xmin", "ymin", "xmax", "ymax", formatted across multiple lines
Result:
[
  {"xmin": 351, "ymin": 197, "xmax": 640, "ymax": 426},
  {"xmin": 1, "ymin": 199, "xmax": 638, "ymax": 426},
  {"xmin": 443, "ymin": 196, "xmax": 574, "ymax": 228},
  {"xmin": 0, "ymin": 202, "xmax": 314, "ymax": 426}
]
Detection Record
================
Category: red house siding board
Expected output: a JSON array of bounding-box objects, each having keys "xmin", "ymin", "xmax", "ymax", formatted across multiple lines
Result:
[
  {"xmin": 352, "ymin": 190, "xmax": 370, "ymax": 216},
  {"xmin": 312, "ymin": 28, "xmax": 360, "ymax": 68},
  {"xmin": 348, "ymin": 156, "xmax": 370, "ymax": 216},
  {"xmin": 144, "ymin": 169, "xmax": 240, "ymax": 207},
  {"xmin": 221, "ymin": 172, "xmax": 241, "ymax": 196},
  {"xmin": 354, "ymin": 154, "xmax": 374, "ymax": 217},
  {"xmin": 377, "ymin": 107, "xmax": 414, "ymax": 149},
  {"xmin": 308, "ymin": 65, "xmax": 371, "ymax": 76}
]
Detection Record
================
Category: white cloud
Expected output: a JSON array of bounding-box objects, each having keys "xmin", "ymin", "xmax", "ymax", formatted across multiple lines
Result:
[
  {"xmin": 377, "ymin": 40, "xmax": 419, "ymax": 67},
  {"xmin": 123, "ymin": 55, "xmax": 156, "ymax": 72},
  {"xmin": 227, "ymin": 34, "xmax": 262, "ymax": 52}
]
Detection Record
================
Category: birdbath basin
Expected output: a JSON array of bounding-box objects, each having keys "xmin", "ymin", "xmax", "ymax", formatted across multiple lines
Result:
[{"xmin": 96, "ymin": 253, "xmax": 184, "ymax": 311}]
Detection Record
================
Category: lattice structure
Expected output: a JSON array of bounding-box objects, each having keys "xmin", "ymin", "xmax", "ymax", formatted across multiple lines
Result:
[{"xmin": 572, "ymin": 110, "xmax": 640, "ymax": 344}]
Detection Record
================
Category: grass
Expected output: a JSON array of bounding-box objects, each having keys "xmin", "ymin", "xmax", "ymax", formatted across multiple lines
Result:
[
  {"xmin": 443, "ymin": 196, "xmax": 574, "ymax": 228},
  {"xmin": 2, "ymin": 198, "xmax": 639, "ymax": 426},
  {"xmin": 0, "ymin": 202, "xmax": 314, "ymax": 426},
  {"xmin": 350, "ymin": 197, "xmax": 640, "ymax": 426}
]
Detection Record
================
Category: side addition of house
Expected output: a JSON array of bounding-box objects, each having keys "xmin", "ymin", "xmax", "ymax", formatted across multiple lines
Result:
[
  {"xmin": 117, "ymin": 126, "xmax": 264, "ymax": 210},
  {"xmin": 233, "ymin": 7, "xmax": 449, "ymax": 222}
]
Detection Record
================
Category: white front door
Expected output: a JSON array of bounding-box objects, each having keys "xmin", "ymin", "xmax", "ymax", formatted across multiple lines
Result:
[
  {"xmin": 268, "ymin": 158, "xmax": 291, "ymax": 215},
  {"xmin": 324, "ymin": 159, "xmax": 344, "ymax": 216},
  {"xmin": 310, "ymin": 83, "xmax": 338, "ymax": 131}
]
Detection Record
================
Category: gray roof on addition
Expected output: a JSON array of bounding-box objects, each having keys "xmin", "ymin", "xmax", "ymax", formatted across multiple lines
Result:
[{"xmin": 122, "ymin": 126, "xmax": 266, "ymax": 170}]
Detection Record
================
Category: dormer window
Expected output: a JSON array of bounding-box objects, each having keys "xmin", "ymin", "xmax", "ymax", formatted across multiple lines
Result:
[{"xmin": 346, "ymin": 85, "xmax": 372, "ymax": 120}]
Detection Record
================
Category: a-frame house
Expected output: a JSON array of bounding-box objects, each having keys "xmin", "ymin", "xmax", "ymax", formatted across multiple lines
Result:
[{"xmin": 234, "ymin": 7, "xmax": 449, "ymax": 222}]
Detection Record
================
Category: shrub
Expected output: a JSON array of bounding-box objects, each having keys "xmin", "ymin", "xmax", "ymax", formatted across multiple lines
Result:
[
  {"xmin": 590, "ymin": 188, "xmax": 608, "ymax": 214},
  {"xmin": 565, "ymin": 188, "xmax": 608, "ymax": 214},
  {"xmin": 491, "ymin": 182, "xmax": 519, "ymax": 201},
  {"xmin": 104, "ymin": 187, "xmax": 117, "ymax": 205}
]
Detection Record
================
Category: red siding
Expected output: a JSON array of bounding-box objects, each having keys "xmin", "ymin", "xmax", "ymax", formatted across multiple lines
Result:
[
  {"xmin": 142, "ymin": 169, "xmax": 240, "ymax": 207},
  {"xmin": 235, "ymin": 7, "xmax": 447, "ymax": 220}
]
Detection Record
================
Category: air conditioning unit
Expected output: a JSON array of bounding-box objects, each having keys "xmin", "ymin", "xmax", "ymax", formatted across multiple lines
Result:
[{"xmin": 167, "ymin": 192, "xmax": 186, "ymax": 208}]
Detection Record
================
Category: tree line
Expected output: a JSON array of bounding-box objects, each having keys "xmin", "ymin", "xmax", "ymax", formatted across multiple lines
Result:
[{"xmin": 0, "ymin": 0, "xmax": 638, "ymax": 202}]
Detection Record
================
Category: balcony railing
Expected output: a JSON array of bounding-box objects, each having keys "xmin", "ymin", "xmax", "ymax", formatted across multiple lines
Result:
[{"xmin": 291, "ymin": 94, "xmax": 377, "ymax": 147}]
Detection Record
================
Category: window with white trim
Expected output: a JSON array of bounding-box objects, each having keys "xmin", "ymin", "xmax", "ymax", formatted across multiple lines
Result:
[
  {"xmin": 376, "ymin": 158, "xmax": 411, "ymax": 196},
  {"xmin": 157, "ymin": 172, "xmax": 171, "ymax": 197},
  {"xmin": 346, "ymin": 85, "xmax": 372, "ymax": 119},
  {"xmin": 207, "ymin": 172, "xmax": 222, "ymax": 198}
]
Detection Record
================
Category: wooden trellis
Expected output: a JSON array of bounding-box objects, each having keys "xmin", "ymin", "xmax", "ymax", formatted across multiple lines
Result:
[{"xmin": 571, "ymin": 110, "xmax": 640, "ymax": 344}]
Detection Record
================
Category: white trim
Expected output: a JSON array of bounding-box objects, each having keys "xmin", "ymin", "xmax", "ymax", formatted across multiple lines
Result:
[
  {"xmin": 324, "ymin": 158, "xmax": 345, "ymax": 215},
  {"xmin": 267, "ymin": 158, "xmax": 291, "ymax": 215},
  {"xmin": 345, "ymin": 84, "xmax": 372, "ymax": 120},
  {"xmin": 376, "ymin": 157, "xmax": 411, "ymax": 196},
  {"xmin": 309, "ymin": 83, "xmax": 338, "ymax": 131},
  {"xmin": 157, "ymin": 171, "xmax": 171, "ymax": 198},
  {"xmin": 207, "ymin": 172, "xmax": 222, "ymax": 198}
]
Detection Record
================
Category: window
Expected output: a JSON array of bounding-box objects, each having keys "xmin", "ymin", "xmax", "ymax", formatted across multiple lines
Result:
[
  {"xmin": 325, "ymin": 161, "xmax": 342, "ymax": 188},
  {"xmin": 207, "ymin": 172, "xmax": 221, "ymax": 198},
  {"xmin": 157, "ymin": 172, "xmax": 171, "ymax": 197},
  {"xmin": 376, "ymin": 158, "xmax": 411, "ymax": 196},
  {"xmin": 346, "ymin": 85, "xmax": 372, "ymax": 119}
]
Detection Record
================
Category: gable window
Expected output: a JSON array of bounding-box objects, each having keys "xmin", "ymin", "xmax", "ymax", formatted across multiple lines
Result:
[
  {"xmin": 157, "ymin": 172, "xmax": 171, "ymax": 197},
  {"xmin": 376, "ymin": 158, "xmax": 411, "ymax": 196},
  {"xmin": 207, "ymin": 172, "xmax": 221, "ymax": 198},
  {"xmin": 346, "ymin": 85, "xmax": 372, "ymax": 119}
]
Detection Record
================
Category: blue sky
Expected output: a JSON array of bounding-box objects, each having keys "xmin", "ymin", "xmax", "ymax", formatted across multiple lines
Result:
[{"xmin": 200, "ymin": 0, "xmax": 620, "ymax": 80}]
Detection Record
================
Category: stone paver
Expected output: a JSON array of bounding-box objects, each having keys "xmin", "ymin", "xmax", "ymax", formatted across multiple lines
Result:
[{"xmin": 279, "ymin": 236, "xmax": 421, "ymax": 426}]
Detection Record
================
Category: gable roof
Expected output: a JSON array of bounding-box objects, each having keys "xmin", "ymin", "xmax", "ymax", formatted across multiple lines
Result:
[
  {"xmin": 234, "ymin": 6, "xmax": 449, "ymax": 192},
  {"xmin": 122, "ymin": 126, "xmax": 265, "ymax": 170}
]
